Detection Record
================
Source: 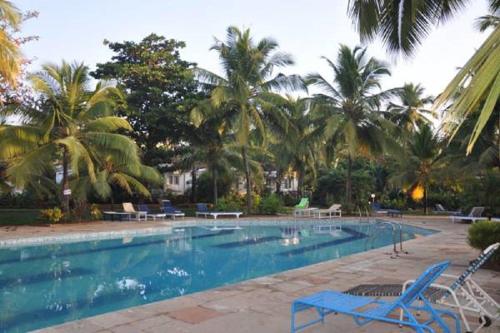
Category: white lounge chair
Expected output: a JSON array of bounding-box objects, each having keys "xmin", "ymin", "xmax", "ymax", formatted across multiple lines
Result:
[
  {"xmin": 434, "ymin": 203, "xmax": 461, "ymax": 215},
  {"xmin": 122, "ymin": 202, "xmax": 147, "ymax": 221},
  {"xmin": 293, "ymin": 198, "xmax": 318, "ymax": 217},
  {"xmin": 314, "ymin": 204, "xmax": 342, "ymax": 218},
  {"xmin": 195, "ymin": 203, "xmax": 242, "ymax": 219},
  {"xmin": 450, "ymin": 206, "xmax": 485, "ymax": 223}
]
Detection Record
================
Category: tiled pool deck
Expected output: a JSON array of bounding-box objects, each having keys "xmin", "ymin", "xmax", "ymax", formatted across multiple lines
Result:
[{"xmin": 1, "ymin": 216, "xmax": 499, "ymax": 332}]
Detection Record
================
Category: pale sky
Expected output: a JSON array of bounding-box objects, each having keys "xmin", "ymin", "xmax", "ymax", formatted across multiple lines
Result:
[{"xmin": 18, "ymin": 0, "xmax": 490, "ymax": 98}]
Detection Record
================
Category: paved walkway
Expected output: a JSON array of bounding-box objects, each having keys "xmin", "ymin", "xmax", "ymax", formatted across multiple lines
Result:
[{"xmin": 2, "ymin": 217, "xmax": 498, "ymax": 332}]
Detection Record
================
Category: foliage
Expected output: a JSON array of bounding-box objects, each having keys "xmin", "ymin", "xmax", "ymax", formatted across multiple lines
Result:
[
  {"xmin": 308, "ymin": 45, "xmax": 396, "ymax": 204},
  {"xmin": 196, "ymin": 172, "xmax": 232, "ymax": 203},
  {"xmin": 0, "ymin": 0, "xmax": 22, "ymax": 87},
  {"xmin": 258, "ymin": 193, "xmax": 283, "ymax": 215},
  {"xmin": 90, "ymin": 203, "xmax": 102, "ymax": 220},
  {"xmin": 0, "ymin": 61, "xmax": 159, "ymax": 212},
  {"xmin": 195, "ymin": 26, "xmax": 302, "ymax": 211},
  {"xmin": 214, "ymin": 194, "xmax": 244, "ymax": 212},
  {"xmin": 389, "ymin": 124, "xmax": 444, "ymax": 213},
  {"xmin": 312, "ymin": 160, "xmax": 377, "ymax": 211},
  {"xmin": 347, "ymin": 0, "xmax": 477, "ymax": 57},
  {"xmin": 468, "ymin": 221, "xmax": 500, "ymax": 266},
  {"xmin": 460, "ymin": 170, "xmax": 500, "ymax": 216},
  {"xmin": 0, "ymin": 208, "xmax": 39, "ymax": 225},
  {"xmin": 39, "ymin": 207, "xmax": 63, "ymax": 224},
  {"xmin": 348, "ymin": 0, "xmax": 500, "ymax": 154},
  {"xmin": 438, "ymin": 26, "xmax": 500, "ymax": 153},
  {"xmin": 387, "ymin": 83, "xmax": 434, "ymax": 135},
  {"xmin": 92, "ymin": 34, "xmax": 202, "ymax": 166}
]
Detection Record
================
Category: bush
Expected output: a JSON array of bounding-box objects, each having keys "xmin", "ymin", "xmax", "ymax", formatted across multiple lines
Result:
[
  {"xmin": 468, "ymin": 221, "xmax": 500, "ymax": 268},
  {"xmin": 258, "ymin": 194, "xmax": 283, "ymax": 215},
  {"xmin": 90, "ymin": 204, "xmax": 102, "ymax": 220},
  {"xmin": 40, "ymin": 207, "xmax": 64, "ymax": 224},
  {"xmin": 215, "ymin": 194, "xmax": 244, "ymax": 212}
]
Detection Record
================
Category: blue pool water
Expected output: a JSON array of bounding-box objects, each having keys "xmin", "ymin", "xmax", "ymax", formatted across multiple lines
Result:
[{"xmin": 0, "ymin": 221, "xmax": 436, "ymax": 332}]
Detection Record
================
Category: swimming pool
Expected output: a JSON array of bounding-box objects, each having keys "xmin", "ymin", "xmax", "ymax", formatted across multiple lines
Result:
[{"xmin": 0, "ymin": 220, "xmax": 437, "ymax": 332}]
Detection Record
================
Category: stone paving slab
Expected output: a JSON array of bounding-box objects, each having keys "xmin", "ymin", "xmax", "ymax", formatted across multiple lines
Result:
[{"xmin": 16, "ymin": 216, "xmax": 500, "ymax": 332}]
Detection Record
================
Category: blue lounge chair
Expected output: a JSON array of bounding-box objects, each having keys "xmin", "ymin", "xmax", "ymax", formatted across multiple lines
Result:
[
  {"xmin": 138, "ymin": 204, "xmax": 166, "ymax": 221},
  {"xmin": 372, "ymin": 202, "xmax": 402, "ymax": 217},
  {"xmin": 291, "ymin": 261, "xmax": 461, "ymax": 333},
  {"xmin": 161, "ymin": 200, "xmax": 185, "ymax": 219}
]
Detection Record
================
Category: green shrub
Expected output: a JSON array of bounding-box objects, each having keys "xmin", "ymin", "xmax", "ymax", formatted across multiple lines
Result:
[
  {"xmin": 468, "ymin": 221, "xmax": 500, "ymax": 267},
  {"xmin": 258, "ymin": 194, "xmax": 283, "ymax": 215},
  {"xmin": 215, "ymin": 194, "xmax": 243, "ymax": 212},
  {"xmin": 40, "ymin": 207, "xmax": 64, "ymax": 224},
  {"xmin": 90, "ymin": 204, "xmax": 102, "ymax": 220}
]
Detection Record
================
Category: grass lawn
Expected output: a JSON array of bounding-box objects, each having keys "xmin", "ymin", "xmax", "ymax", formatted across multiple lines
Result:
[{"xmin": 0, "ymin": 209, "xmax": 41, "ymax": 225}]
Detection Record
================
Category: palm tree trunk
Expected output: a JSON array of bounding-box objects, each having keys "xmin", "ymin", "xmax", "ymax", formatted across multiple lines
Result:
[
  {"xmin": 345, "ymin": 154, "xmax": 352, "ymax": 205},
  {"xmin": 424, "ymin": 185, "xmax": 428, "ymax": 215},
  {"xmin": 190, "ymin": 168, "xmax": 197, "ymax": 203},
  {"xmin": 213, "ymin": 169, "xmax": 218, "ymax": 205},
  {"xmin": 61, "ymin": 148, "xmax": 70, "ymax": 214},
  {"xmin": 242, "ymin": 146, "xmax": 252, "ymax": 212},
  {"xmin": 297, "ymin": 171, "xmax": 304, "ymax": 197},
  {"xmin": 275, "ymin": 171, "xmax": 282, "ymax": 194}
]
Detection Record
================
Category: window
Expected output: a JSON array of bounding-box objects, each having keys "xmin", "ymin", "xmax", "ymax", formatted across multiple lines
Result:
[{"xmin": 174, "ymin": 176, "xmax": 179, "ymax": 185}]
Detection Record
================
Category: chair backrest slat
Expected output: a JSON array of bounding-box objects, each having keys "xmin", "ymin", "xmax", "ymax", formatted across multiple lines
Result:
[
  {"xmin": 196, "ymin": 203, "xmax": 209, "ymax": 212},
  {"xmin": 392, "ymin": 261, "xmax": 449, "ymax": 311},
  {"xmin": 122, "ymin": 202, "xmax": 135, "ymax": 213},
  {"xmin": 296, "ymin": 198, "xmax": 309, "ymax": 209},
  {"xmin": 138, "ymin": 204, "xmax": 149, "ymax": 212},
  {"xmin": 329, "ymin": 204, "xmax": 341, "ymax": 211},
  {"xmin": 469, "ymin": 207, "xmax": 484, "ymax": 217},
  {"xmin": 449, "ymin": 242, "xmax": 499, "ymax": 291}
]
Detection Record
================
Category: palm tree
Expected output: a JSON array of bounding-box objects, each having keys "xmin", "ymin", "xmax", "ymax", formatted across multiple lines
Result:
[
  {"xmin": 0, "ymin": 0, "xmax": 22, "ymax": 86},
  {"xmin": 348, "ymin": 0, "xmax": 500, "ymax": 154},
  {"xmin": 190, "ymin": 99, "xmax": 262, "ymax": 205},
  {"xmin": 0, "ymin": 61, "xmax": 146, "ymax": 213},
  {"xmin": 388, "ymin": 83, "xmax": 434, "ymax": 134},
  {"xmin": 390, "ymin": 124, "xmax": 444, "ymax": 214},
  {"xmin": 307, "ymin": 45, "xmax": 395, "ymax": 205},
  {"xmin": 196, "ymin": 26, "xmax": 302, "ymax": 211},
  {"xmin": 72, "ymin": 158, "xmax": 161, "ymax": 205},
  {"xmin": 268, "ymin": 96, "xmax": 318, "ymax": 195}
]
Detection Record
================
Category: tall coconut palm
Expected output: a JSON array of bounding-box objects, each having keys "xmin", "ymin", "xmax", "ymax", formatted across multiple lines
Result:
[
  {"xmin": 0, "ymin": 61, "xmax": 146, "ymax": 213},
  {"xmin": 388, "ymin": 83, "xmax": 434, "ymax": 134},
  {"xmin": 188, "ymin": 100, "xmax": 237, "ymax": 204},
  {"xmin": 307, "ymin": 45, "xmax": 396, "ymax": 205},
  {"xmin": 269, "ymin": 96, "xmax": 318, "ymax": 195},
  {"xmin": 348, "ymin": 0, "xmax": 500, "ymax": 154},
  {"xmin": 195, "ymin": 26, "xmax": 302, "ymax": 211},
  {"xmin": 0, "ymin": 0, "xmax": 22, "ymax": 86},
  {"xmin": 390, "ymin": 124, "xmax": 444, "ymax": 214}
]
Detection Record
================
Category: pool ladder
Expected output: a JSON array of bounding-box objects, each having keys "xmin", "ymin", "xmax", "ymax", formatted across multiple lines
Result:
[{"xmin": 365, "ymin": 220, "xmax": 408, "ymax": 259}]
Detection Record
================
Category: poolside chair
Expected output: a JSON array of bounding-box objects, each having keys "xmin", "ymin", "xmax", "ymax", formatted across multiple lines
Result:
[
  {"xmin": 314, "ymin": 203, "xmax": 342, "ymax": 218},
  {"xmin": 293, "ymin": 198, "xmax": 317, "ymax": 217},
  {"xmin": 372, "ymin": 203, "xmax": 402, "ymax": 217},
  {"xmin": 161, "ymin": 200, "xmax": 185, "ymax": 219},
  {"xmin": 291, "ymin": 261, "xmax": 461, "ymax": 333},
  {"xmin": 434, "ymin": 204, "xmax": 461, "ymax": 215},
  {"xmin": 122, "ymin": 202, "xmax": 147, "ymax": 221},
  {"xmin": 138, "ymin": 204, "xmax": 166, "ymax": 221},
  {"xmin": 402, "ymin": 242, "xmax": 500, "ymax": 333},
  {"xmin": 195, "ymin": 203, "xmax": 242, "ymax": 219},
  {"xmin": 345, "ymin": 243, "xmax": 500, "ymax": 333},
  {"xmin": 449, "ymin": 207, "xmax": 485, "ymax": 224}
]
